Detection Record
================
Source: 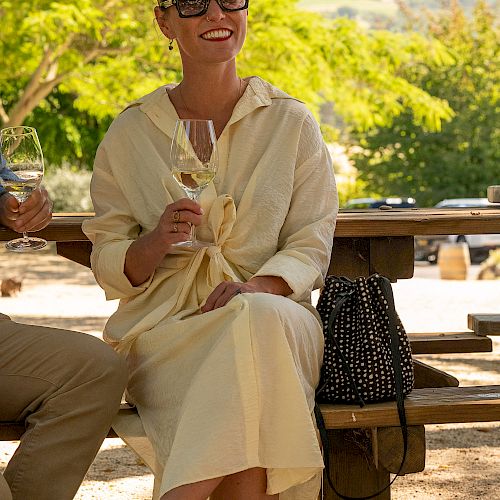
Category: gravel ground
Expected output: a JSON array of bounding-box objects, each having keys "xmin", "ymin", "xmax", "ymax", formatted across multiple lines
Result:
[{"xmin": 0, "ymin": 245, "xmax": 498, "ymax": 499}]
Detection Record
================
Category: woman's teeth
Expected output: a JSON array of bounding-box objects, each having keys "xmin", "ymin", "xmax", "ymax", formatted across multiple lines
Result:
[{"xmin": 202, "ymin": 29, "xmax": 232, "ymax": 40}]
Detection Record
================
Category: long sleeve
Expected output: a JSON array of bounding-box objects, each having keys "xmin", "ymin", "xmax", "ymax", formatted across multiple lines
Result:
[
  {"xmin": 252, "ymin": 114, "xmax": 338, "ymax": 301},
  {"xmin": 83, "ymin": 144, "xmax": 154, "ymax": 300}
]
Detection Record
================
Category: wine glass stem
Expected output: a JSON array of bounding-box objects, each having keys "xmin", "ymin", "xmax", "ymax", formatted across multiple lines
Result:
[
  {"xmin": 189, "ymin": 221, "xmax": 196, "ymax": 243},
  {"xmin": 187, "ymin": 191, "xmax": 201, "ymax": 244},
  {"xmin": 21, "ymin": 232, "xmax": 30, "ymax": 243}
]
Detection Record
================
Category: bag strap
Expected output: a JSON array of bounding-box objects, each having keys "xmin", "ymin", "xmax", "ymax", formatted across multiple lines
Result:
[
  {"xmin": 379, "ymin": 275, "xmax": 409, "ymax": 474},
  {"xmin": 316, "ymin": 276, "xmax": 409, "ymax": 500}
]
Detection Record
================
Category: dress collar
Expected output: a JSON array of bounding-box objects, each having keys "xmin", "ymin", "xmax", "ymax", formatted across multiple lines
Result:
[{"xmin": 131, "ymin": 76, "xmax": 300, "ymax": 138}]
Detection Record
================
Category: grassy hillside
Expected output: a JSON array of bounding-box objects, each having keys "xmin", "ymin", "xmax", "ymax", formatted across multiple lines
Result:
[
  {"xmin": 298, "ymin": 0, "xmax": 494, "ymax": 23},
  {"xmin": 299, "ymin": 0, "xmax": 398, "ymax": 15}
]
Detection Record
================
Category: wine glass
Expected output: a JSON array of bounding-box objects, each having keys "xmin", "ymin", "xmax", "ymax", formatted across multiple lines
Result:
[
  {"xmin": 170, "ymin": 119, "xmax": 218, "ymax": 248},
  {"xmin": 0, "ymin": 126, "xmax": 47, "ymax": 251}
]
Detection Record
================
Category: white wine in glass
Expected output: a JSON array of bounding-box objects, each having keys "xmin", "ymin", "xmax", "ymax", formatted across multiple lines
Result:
[
  {"xmin": 0, "ymin": 126, "xmax": 47, "ymax": 251},
  {"xmin": 170, "ymin": 119, "xmax": 218, "ymax": 248}
]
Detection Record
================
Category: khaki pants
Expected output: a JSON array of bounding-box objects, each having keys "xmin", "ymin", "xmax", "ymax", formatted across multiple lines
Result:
[{"xmin": 0, "ymin": 314, "xmax": 127, "ymax": 500}]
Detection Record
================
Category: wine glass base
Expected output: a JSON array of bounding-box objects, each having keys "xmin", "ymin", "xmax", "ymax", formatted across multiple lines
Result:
[
  {"xmin": 172, "ymin": 240, "xmax": 212, "ymax": 249},
  {"xmin": 6, "ymin": 237, "xmax": 47, "ymax": 252}
]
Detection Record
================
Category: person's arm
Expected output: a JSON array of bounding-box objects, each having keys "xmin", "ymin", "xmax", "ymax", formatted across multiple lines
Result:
[
  {"xmin": 124, "ymin": 198, "xmax": 203, "ymax": 286},
  {"xmin": 251, "ymin": 138, "xmax": 338, "ymax": 300},
  {"xmin": 201, "ymin": 275, "xmax": 292, "ymax": 313},
  {"xmin": 0, "ymin": 188, "xmax": 52, "ymax": 232},
  {"xmin": 83, "ymin": 144, "xmax": 203, "ymax": 297}
]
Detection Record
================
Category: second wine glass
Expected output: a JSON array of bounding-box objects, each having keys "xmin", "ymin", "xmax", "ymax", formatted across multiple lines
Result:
[
  {"xmin": 0, "ymin": 126, "xmax": 47, "ymax": 251},
  {"xmin": 170, "ymin": 119, "xmax": 218, "ymax": 248}
]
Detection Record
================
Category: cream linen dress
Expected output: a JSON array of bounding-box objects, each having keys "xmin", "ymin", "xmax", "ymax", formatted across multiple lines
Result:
[{"xmin": 83, "ymin": 76, "xmax": 338, "ymax": 499}]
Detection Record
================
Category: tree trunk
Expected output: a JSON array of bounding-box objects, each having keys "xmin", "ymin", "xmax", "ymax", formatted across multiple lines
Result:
[{"xmin": 6, "ymin": 77, "xmax": 62, "ymax": 128}]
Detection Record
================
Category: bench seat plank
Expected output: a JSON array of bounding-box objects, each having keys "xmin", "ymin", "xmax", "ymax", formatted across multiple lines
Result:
[
  {"xmin": 320, "ymin": 385, "xmax": 500, "ymax": 429},
  {"xmin": 3, "ymin": 387, "xmax": 499, "ymax": 441},
  {"xmin": 409, "ymin": 332, "xmax": 493, "ymax": 354}
]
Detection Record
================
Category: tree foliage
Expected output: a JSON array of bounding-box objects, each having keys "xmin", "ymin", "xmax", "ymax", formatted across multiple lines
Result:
[
  {"xmin": 0, "ymin": 0, "xmax": 454, "ymax": 168},
  {"xmin": 353, "ymin": 0, "xmax": 499, "ymax": 207},
  {"xmin": 0, "ymin": 0, "xmax": 179, "ymax": 167}
]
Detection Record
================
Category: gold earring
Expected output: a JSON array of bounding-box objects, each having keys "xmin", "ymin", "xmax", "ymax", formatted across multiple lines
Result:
[{"xmin": 169, "ymin": 39, "xmax": 174, "ymax": 51}]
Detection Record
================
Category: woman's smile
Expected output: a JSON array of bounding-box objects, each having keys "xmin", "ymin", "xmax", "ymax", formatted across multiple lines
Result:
[{"xmin": 201, "ymin": 28, "xmax": 233, "ymax": 41}]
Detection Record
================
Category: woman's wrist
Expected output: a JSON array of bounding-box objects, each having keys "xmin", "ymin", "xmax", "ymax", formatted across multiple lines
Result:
[
  {"xmin": 246, "ymin": 276, "xmax": 292, "ymax": 296},
  {"xmin": 124, "ymin": 230, "xmax": 169, "ymax": 286}
]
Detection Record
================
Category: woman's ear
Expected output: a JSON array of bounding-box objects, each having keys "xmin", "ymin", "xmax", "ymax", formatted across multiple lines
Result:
[{"xmin": 154, "ymin": 6, "xmax": 175, "ymax": 39}]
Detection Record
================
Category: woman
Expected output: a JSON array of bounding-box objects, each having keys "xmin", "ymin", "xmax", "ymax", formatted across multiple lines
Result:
[{"xmin": 83, "ymin": 0, "xmax": 338, "ymax": 498}]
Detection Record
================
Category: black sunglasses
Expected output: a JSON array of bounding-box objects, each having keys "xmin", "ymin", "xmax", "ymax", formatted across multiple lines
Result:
[{"xmin": 159, "ymin": 0, "xmax": 249, "ymax": 18}]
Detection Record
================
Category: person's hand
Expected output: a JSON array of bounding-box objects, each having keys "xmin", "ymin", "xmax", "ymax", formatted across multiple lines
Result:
[
  {"xmin": 201, "ymin": 281, "xmax": 252, "ymax": 313},
  {"xmin": 201, "ymin": 277, "xmax": 293, "ymax": 313},
  {"xmin": 151, "ymin": 198, "xmax": 204, "ymax": 249},
  {"xmin": 124, "ymin": 198, "xmax": 204, "ymax": 287},
  {"xmin": 0, "ymin": 188, "xmax": 52, "ymax": 233}
]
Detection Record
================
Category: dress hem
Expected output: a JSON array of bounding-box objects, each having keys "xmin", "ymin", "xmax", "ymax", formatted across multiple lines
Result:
[{"xmin": 159, "ymin": 464, "xmax": 324, "ymax": 498}]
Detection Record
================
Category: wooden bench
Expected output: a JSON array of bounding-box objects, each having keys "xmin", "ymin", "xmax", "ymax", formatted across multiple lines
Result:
[
  {"xmin": 1, "ymin": 209, "xmax": 500, "ymax": 498},
  {"xmin": 1, "ymin": 386, "xmax": 499, "ymax": 499},
  {"xmin": 321, "ymin": 385, "xmax": 500, "ymax": 499}
]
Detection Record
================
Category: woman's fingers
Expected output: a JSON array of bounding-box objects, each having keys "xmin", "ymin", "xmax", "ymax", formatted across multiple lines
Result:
[
  {"xmin": 172, "ymin": 198, "xmax": 203, "ymax": 214},
  {"xmin": 152, "ymin": 198, "xmax": 205, "ymax": 248},
  {"xmin": 170, "ymin": 198, "xmax": 204, "ymax": 226},
  {"xmin": 171, "ymin": 221, "xmax": 192, "ymax": 235},
  {"xmin": 201, "ymin": 282, "xmax": 243, "ymax": 313},
  {"xmin": 160, "ymin": 199, "xmax": 203, "ymax": 232},
  {"xmin": 172, "ymin": 209, "xmax": 202, "ymax": 227}
]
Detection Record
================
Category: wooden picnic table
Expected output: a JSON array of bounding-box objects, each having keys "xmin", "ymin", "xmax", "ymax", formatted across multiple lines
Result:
[
  {"xmin": 2, "ymin": 207, "xmax": 500, "ymax": 277},
  {"xmin": 2, "ymin": 207, "xmax": 500, "ymax": 351},
  {"xmin": 1, "ymin": 207, "xmax": 499, "ymax": 499},
  {"xmin": 2, "ymin": 207, "xmax": 499, "ymax": 358}
]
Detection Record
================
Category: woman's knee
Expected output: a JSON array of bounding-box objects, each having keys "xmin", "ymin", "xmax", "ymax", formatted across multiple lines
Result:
[
  {"xmin": 243, "ymin": 293, "xmax": 310, "ymax": 339},
  {"xmin": 243, "ymin": 292, "xmax": 291, "ymax": 319}
]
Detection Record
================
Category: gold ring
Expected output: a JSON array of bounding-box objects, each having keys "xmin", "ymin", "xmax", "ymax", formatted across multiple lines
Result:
[
  {"xmin": 172, "ymin": 222, "xmax": 178, "ymax": 233},
  {"xmin": 172, "ymin": 210, "xmax": 181, "ymax": 222}
]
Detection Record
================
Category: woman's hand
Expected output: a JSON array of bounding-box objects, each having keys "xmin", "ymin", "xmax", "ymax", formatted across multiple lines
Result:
[
  {"xmin": 124, "ymin": 198, "xmax": 203, "ymax": 287},
  {"xmin": 151, "ymin": 198, "xmax": 203, "ymax": 247},
  {"xmin": 0, "ymin": 188, "xmax": 52, "ymax": 232},
  {"xmin": 201, "ymin": 276, "xmax": 293, "ymax": 313}
]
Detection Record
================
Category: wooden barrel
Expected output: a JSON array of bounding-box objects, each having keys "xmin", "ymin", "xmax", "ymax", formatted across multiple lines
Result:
[{"xmin": 438, "ymin": 242, "xmax": 471, "ymax": 280}]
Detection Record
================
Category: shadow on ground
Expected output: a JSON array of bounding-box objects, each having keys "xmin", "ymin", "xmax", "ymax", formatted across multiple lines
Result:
[
  {"xmin": 426, "ymin": 425, "xmax": 500, "ymax": 450},
  {"xmin": 84, "ymin": 446, "xmax": 151, "ymax": 481}
]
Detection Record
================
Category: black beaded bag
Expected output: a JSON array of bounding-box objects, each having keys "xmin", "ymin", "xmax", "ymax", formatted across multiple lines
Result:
[
  {"xmin": 314, "ymin": 274, "xmax": 414, "ymax": 500},
  {"xmin": 316, "ymin": 274, "xmax": 414, "ymax": 405}
]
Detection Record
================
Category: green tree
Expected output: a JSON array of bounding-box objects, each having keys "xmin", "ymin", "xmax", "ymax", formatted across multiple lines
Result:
[
  {"xmin": 244, "ymin": 0, "xmax": 454, "ymax": 133},
  {"xmin": 353, "ymin": 0, "xmax": 499, "ymax": 206},
  {"xmin": 1, "ymin": 0, "xmax": 454, "ymax": 167},
  {"xmin": 0, "ymin": 0, "xmax": 179, "ymax": 166}
]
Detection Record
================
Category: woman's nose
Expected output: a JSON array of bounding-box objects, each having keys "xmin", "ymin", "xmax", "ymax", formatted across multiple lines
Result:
[{"xmin": 206, "ymin": 0, "xmax": 225, "ymax": 21}]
